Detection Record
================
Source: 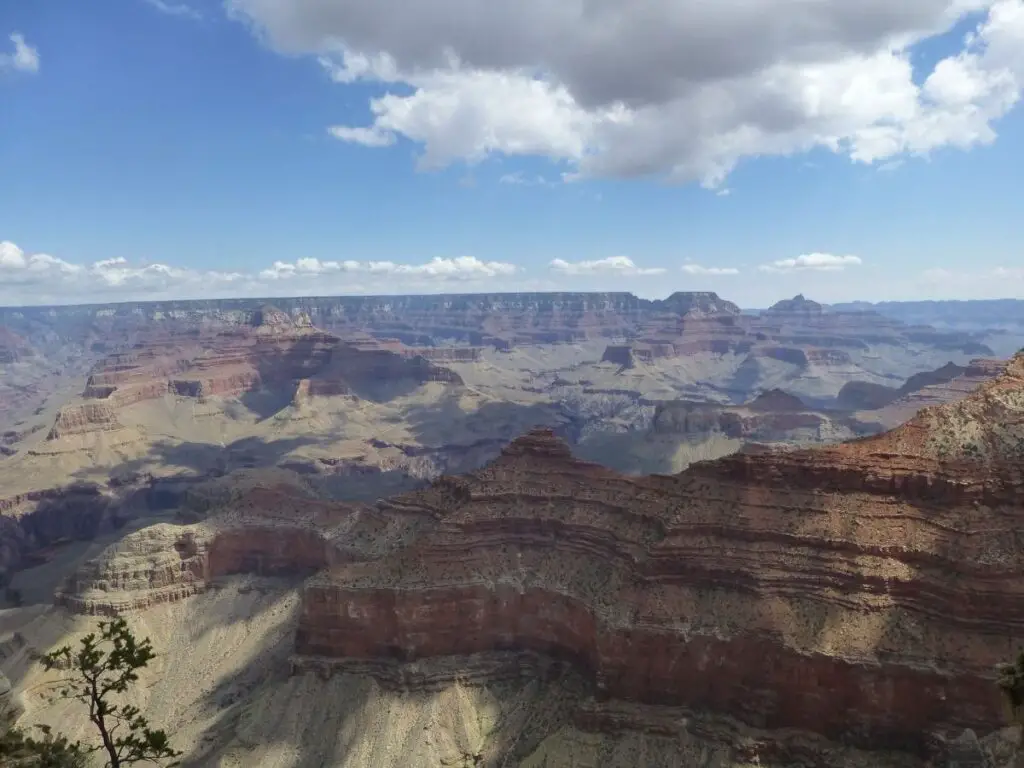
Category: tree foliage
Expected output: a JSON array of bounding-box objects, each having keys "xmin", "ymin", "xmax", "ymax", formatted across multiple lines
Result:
[
  {"xmin": 39, "ymin": 617, "xmax": 181, "ymax": 768},
  {"xmin": 0, "ymin": 721, "xmax": 88, "ymax": 767}
]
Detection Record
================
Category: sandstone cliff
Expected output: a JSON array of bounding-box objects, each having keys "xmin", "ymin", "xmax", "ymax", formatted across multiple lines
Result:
[
  {"xmin": 77, "ymin": 316, "xmax": 463, "ymax": 411},
  {"xmin": 45, "ymin": 403, "xmax": 123, "ymax": 440}
]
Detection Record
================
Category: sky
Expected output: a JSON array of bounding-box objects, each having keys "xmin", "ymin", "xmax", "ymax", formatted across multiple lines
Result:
[{"xmin": 1, "ymin": 0, "xmax": 1023, "ymax": 308}]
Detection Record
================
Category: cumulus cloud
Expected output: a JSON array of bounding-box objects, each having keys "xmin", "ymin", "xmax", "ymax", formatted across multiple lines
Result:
[
  {"xmin": 758, "ymin": 253, "xmax": 863, "ymax": 272},
  {"xmin": 259, "ymin": 255, "xmax": 517, "ymax": 280},
  {"xmin": 1, "ymin": 33, "xmax": 39, "ymax": 73},
  {"xmin": 681, "ymin": 264, "xmax": 740, "ymax": 276},
  {"xmin": 0, "ymin": 241, "xmax": 524, "ymax": 304},
  {"xmin": 549, "ymin": 256, "xmax": 666, "ymax": 276},
  {"xmin": 228, "ymin": 0, "xmax": 1024, "ymax": 186},
  {"xmin": 0, "ymin": 241, "xmax": 245, "ymax": 304},
  {"xmin": 327, "ymin": 125, "xmax": 396, "ymax": 147}
]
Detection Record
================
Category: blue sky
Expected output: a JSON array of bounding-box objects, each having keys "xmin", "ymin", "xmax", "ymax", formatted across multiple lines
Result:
[{"xmin": 1, "ymin": 0, "xmax": 1023, "ymax": 307}]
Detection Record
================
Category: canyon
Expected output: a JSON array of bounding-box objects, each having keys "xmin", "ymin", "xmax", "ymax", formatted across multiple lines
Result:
[
  {"xmin": 1, "ymin": 351, "xmax": 1021, "ymax": 766},
  {"xmin": 0, "ymin": 290, "xmax": 1022, "ymax": 767}
]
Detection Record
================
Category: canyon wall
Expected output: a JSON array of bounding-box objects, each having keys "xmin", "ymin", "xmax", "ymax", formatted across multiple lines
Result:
[{"xmin": 292, "ymin": 423, "xmax": 1023, "ymax": 754}]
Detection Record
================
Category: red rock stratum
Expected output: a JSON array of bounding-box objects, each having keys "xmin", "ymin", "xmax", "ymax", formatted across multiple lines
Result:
[{"xmin": 296, "ymin": 353, "xmax": 1024, "ymax": 754}]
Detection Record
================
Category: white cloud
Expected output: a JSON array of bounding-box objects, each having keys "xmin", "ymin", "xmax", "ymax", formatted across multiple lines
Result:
[
  {"xmin": 142, "ymin": 0, "xmax": 203, "ymax": 20},
  {"xmin": 0, "ymin": 242, "xmax": 77, "ymax": 278},
  {"xmin": 759, "ymin": 253, "xmax": 863, "ymax": 272},
  {"xmin": 327, "ymin": 125, "xmax": 396, "ymax": 147},
  {"xmin": 681, "ymin": 264, "xmax": 740, "ymax": 276},
  {"xmin": 1, "ymin": 33, "xmax": 39, "ymax": 74},
  {"xmin": 259, "ymin": 255, "xmax": 517, "ymax": 280},
  {"xmin": 0, "ymin": 241, "xmax": 243, "ymax": 304},
  {"xmin": 549, "ymin": 256, "xmax": 666, "ymax": 276},
  {"xmin": 227, "ymin": 0, "xmax": 1024, "ymax": 186},
  {"xmin": 0, "ymin": 241, "xmax": 524, "ymax": 304},
  {"xmin": 328, "ymin": 68, "xmax": 605, "ymax": 170}
]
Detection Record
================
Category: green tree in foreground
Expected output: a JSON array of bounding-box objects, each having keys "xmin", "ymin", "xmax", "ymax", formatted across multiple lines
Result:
[
  {"xmin": 997, "ymin": 648, "xmax": 1024, "ymax": 724},
  {"xmin": 0, "ymin": 720, "xmax": 88, "ymax": 767},
  {"xmin": 39, "ymin": 617, "xmax": 181, "ymax": 768}
]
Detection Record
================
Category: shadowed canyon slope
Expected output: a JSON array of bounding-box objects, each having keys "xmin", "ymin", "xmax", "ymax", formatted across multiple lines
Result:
[{"xmin": 1, "ymin": 352, "xmax": 1021, "ymax": 766}]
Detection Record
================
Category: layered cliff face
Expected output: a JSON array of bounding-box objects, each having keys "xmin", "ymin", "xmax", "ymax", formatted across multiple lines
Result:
[
  {"xmin": 296, "ymin": 421, "xmax": 1022, "ymax": 757},
  {"xmin": 0, "ymin": 292, "xmax": 654, "ymax": 352},
  {"xmin": 76, "ymin": 308, "xmax": 463, "ymax": 412},
  {"xmin": 0, "ymin": 291, "xmax": 992, "ymax": 360},
  {"xmin": 859, "ymin": 357, "xmax": 1009, "ymax": 430},
  {"xmin": 595, "ymin": 294, "xmax": 993, "ymax": 406},
  {"xmin": 292, "ymin": 354, "xmax": 1023, "ymax": 759},
  {"xmin": 837, "ymin": 360, "xmax": 973, "ymax": 411},
  {"xmin": 45, "ymin": 403, "xmax": 123, "ymax": 440},
  {"xmin": 650, "ymin": 390, "xmax": 874, "ymax": 444}
]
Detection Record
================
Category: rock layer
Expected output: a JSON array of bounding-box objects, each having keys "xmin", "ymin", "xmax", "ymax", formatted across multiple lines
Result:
[
  {"xmin": 862, "ymin": 358, "xmax": 1009, "ymax": 429},
  {"xmin": 599, "ymin": 294, "xmax": 992, "ymax": 378},
  {"xmin": 45, "ymin": 403, "xmax": 123, "ymax": 440},
  {"xmin": 77, "ymin": 308, "xmax": 463, "ymax": 410},
  {"xmin": 289, "ymin": 355, "xmax": 1024, "ymax": 757},
  {"xmin": 650, "ymin": 392, "xmax": 874, "ymax": 443}
]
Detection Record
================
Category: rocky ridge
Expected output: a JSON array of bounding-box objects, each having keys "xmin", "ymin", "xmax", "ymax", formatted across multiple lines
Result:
[
  {"xmin": 858, "ymin": 358, "xmax": 1011, "ymax": 430},
  {"xmin": 0, "ymin": 292, "xmax": 991, "ymax": 358},
  {"xmin": 600, "ymin": 295, "xmax": 991, "ymax": 382},
  {"xmin": 837, "ymin": 360, "xmax": 983, "ymax": 411}
]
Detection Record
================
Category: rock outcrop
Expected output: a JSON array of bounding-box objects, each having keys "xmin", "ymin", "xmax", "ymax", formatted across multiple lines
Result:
[
  {"xmin": 77, "ymin": 310, "xmax": 463, "ymax": 409},
  {"xmin": 0, "ymin": 481, "xmax": 117, "ymax": 583},
  {"xmin": 762, "ymin": 293, "xmax": 824, "ymax": 317},
  {"xmin": 45, "ymin": 403, "xmax": 123, "ymax": 440},
  {"xmin": 650, "ymin": 393, "xmax": 873, "ymax": 443},
  {"xmin": 861, "ymin": 358, "xmax": 1008, "ymax": 429},
  {"xmin": 838, "ymin": 361, "xmax": 975, "ymax": 411},
  {"xmin": 599, "ymin": 293, "xmax": 992, "ymax": 374}
]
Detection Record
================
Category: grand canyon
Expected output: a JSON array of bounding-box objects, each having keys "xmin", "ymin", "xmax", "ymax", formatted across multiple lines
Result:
[
  {"xmin": 10, "ymin": 0, "xmax": 1024, "ymax": 763},
  {"xmin": 0, "ymin": 291, "xmax": 1023, "ymax": 767}
]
